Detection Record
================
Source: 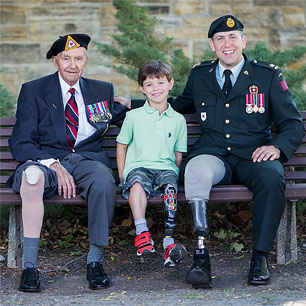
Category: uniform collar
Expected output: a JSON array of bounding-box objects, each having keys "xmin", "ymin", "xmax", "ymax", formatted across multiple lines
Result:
[
  {"xmin": 144, "ymin": 100, "xmax": 174, "ymax": 117},
  {"xmin": 218, "ymin": 56, "xmax": 245, "ymax": 81}
]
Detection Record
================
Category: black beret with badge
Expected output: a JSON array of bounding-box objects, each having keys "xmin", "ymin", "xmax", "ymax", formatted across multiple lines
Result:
[
  {"xmin": 208, "ymin": 15, "xmax": 244, "ymax": 38},
  {"xmin": 46, "ymin": 34, "xmax": 91, "ymax": 59}
]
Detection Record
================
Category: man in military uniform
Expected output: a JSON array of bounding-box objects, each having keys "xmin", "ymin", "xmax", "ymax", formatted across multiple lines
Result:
[{"xmin": 117, "ymin": 15, "xmax": 305, "ymax": 288}]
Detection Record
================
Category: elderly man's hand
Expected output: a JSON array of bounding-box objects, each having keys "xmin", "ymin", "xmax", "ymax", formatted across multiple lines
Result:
[
  {"xmin": 252, "ymin": 145, "xmax": 281, "ymax": 163},
  {"xmin": 50, "ymin": 162, "xmax": 76, "ymax": 199}
]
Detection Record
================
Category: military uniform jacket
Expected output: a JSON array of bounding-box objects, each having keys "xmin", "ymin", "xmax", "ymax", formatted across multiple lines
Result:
[
  {"xmin": 9, "ymin": 72, "xmax": 128, "ymax": 174},
  {"xmin": 167, "ymin": 54, "xmax": 305, "ymax": 166}
]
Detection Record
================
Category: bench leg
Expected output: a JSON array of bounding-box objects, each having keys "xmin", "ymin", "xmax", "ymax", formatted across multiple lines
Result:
[
  {"xmin": 7, "ymin": 205, "xmax": 23, "ymax": 267},
  {"xmin": 276, "ymin": 200, "xmax": 298, "ymax": 264}
]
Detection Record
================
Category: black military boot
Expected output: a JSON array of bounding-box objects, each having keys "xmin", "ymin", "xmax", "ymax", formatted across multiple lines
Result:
[{"xmin": 186, "ymin": 248, "xmax": 212, "ymax": 289}]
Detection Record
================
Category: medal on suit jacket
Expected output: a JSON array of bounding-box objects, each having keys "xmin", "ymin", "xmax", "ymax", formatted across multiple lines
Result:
[
  {"xmin": 85, "ymin": 101, "xmax": 112, "ymax": 123},
  {"xmin": 246, "ymin": 85, "xmax": 265, "ymax": 114}
]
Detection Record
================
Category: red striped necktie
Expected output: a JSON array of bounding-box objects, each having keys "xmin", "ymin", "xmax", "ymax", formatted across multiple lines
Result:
[{"xmin": 65, "ymin": 88, "xmax": 79, "ymax": 149}]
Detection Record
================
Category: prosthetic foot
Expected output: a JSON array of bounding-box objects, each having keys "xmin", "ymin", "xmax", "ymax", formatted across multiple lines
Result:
[
  {"xmin": 186, "ymin": 199, "xmax": 212, "ymax": 288},
  {"xmin": 186, "ymin": 248, "xmax": 211, "ymax": 289}
]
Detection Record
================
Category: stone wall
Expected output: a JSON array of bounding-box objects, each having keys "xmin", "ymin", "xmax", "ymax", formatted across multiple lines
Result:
[{"xmin": 1, "ymin": 0, "xmax": 305, "ymax": 100}]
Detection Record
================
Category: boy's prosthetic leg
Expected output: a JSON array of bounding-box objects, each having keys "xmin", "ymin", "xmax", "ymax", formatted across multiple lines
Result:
[
  {"xmin": 186, "ymin": 199, "xmax": 212, "ymax": 289},
  {"xmin": 164, "ymin": 184, "xmax": 178, "ymax": 237},
  {"xmin": 163, "ymin": 184, "xmax": 188, "ymax": 267}
]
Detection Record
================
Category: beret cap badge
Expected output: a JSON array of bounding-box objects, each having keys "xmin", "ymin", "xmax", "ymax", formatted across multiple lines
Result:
[
  {"xmin": 226, "ymin": 18, "xmax": 235, "ymax": 28},
  {"xmin": 65, "ymin": 35, "xmax": 80, "ymax": 51}
]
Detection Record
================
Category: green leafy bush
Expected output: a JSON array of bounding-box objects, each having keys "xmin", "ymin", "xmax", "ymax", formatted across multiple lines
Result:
[{"xmin": 0, "ymin": 75, "xmax": 15, "ymax": 117}]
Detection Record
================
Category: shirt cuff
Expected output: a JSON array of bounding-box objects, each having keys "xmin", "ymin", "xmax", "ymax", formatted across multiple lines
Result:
[{"xmin": 38, "ymin": 158, "xmax": 60, "ymax": 168}]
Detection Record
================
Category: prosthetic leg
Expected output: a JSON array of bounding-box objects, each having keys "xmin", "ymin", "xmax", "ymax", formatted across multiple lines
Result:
[
  {"xmin": 163, "ymin": 184, "xmax": 187, "ymax": 267},
  {"xmin": 186, "ymin": 199, "xmax": 212, "ymax": 288},
  {"xmin": 164, "ymin": 184, "xmax": 177, "ymax": 238}
]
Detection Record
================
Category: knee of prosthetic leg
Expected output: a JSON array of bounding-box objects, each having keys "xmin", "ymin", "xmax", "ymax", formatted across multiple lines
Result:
[
  {"xmin": 189, "ymin": 199, "xmax": 209, "ymax": 236},
  {"xmin": 23, "ymin": 165, "xmax": 44, "ymax": 185}
]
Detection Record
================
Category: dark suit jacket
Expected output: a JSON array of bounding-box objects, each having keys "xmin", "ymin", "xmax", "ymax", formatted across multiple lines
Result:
[{"xmin": 8, "ymin": 72, "xmax": 127, "ymax": 179}]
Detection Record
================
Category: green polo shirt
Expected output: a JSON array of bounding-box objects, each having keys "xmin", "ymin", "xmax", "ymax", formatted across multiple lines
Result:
[{"xmin": 117, "ymin": 101, "xmax": 187, "ymax": 181}]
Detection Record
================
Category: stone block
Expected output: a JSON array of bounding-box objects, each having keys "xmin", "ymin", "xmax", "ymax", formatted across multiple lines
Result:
[
  {"xmin": 174, "ymin": 0, "xmax": 206, "ymax": 15},
  {"xmin": 254, "ymin": 0, "xmax": 305, "ymax": 6},
  {"xmin": 158, "ymin": 16, "xmax": 184, "ymax": 27},
  {"xmin": 210, "ymin": 5, "xmax": 232, "ymax": 17},
  {"xmin": 0, "ymin": 5, "xmax": 26, "ymax": 24},
  {"xmin": 101, "ymin": 4, "xmax": 117, "ymax": 27},
  {"xmin": 282, "ymin": 7, "xmax": 305, "ymax": 26},
  {"xmin": 184, "ymin": 17, "xmax": 213, "ymax": 27},
  {"xmin": 0, "ymin": 44, "xmax": 41, "ymax": 64},
  {"xmin": 0, "ymin": 25, "xmax": 27, "ymax": 41},
  {"xmin": 147, "ymin": 5, "xmax": 170, "ymax": 15},
  {"xmin": 44, "ymin": 0, "xmax": 78, "ymax": 2},
  {"xmin": 232, "ymin": 7, "xmax": 275, "ymax": 27}
]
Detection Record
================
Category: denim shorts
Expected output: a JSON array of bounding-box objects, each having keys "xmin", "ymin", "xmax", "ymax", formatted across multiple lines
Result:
[{"xmin": 122, "ymin": 167, "xmax": 178, "ymax": 199}]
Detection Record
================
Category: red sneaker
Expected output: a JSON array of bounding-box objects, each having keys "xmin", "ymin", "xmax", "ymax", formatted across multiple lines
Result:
[
  {"xmin": 164, "ymin": 243, "xmax": 188, "ymax": 268},
  {"xmin": 134, "ymin": 231, "xmax": 155, "ymax": 256}
]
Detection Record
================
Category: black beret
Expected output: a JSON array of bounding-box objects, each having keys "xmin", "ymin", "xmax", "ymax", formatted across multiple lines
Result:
[
  {"xmin": 46, "ymin": 34, "xmax": 91, "ymax": 59},
  {"xmin": 208, "ymin": 15, "xmax": 244, "ymax": 38}
]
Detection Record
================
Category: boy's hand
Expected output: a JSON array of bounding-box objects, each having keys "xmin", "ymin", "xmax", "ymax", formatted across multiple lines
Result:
[{"xmin": 114, "ymin": 96, "xmax": 131, "ymax": 109}]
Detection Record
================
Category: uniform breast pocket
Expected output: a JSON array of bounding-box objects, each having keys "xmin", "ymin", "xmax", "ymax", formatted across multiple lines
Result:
[{"xmin": 196, "ymin": 99, "xmax": 217, "ymax": 129}]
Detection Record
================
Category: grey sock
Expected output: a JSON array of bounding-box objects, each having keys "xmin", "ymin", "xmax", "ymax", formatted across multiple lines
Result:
[
  {"xmin": 163, "ymin": 237, "xmax": 175, "ymax": 249},
  {"xmin": 23, "ymin": 237, "xmax": 40, "ymax": 269},
  {"xmin": 87, "ymin": 244, "xmax": 104, "ymax": 265},
  {"xmin": 134, "ymin": 218, "xmax": 148, "ymax": 235}
]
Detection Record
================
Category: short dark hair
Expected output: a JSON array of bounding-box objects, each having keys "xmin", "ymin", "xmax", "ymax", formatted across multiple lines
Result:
[{"xmin": 138, "ymin": 60, "xmax": 173, "ymax": 86}]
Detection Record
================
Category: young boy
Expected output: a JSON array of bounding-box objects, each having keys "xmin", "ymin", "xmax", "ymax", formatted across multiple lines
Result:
[{"xmin": 116, "ymin": 60, "xmax": 188, "ymax": 267}]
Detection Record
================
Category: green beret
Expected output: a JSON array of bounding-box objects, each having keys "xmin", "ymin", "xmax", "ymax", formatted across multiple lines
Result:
[
  {"xmin": 46, "ymin": 34, "xmax": 91, "ymax": 59},
  {"xmin": 208, "ymin": 15, "xmax": 244, "ymax": 38}
]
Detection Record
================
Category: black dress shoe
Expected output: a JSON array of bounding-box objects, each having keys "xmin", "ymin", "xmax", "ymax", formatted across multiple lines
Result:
[
  {"xmin": 186, "ymin": 248, "xmax": 212, "ymax": 289},
  {"xmin": 87, "ymin": 262, "xmax": 110, "ymax": 290},
  {"xmin": 248, "ymin": 254, "xmax": 270, "ymax": 285},
  {"xmin": 18, "ymin": 267, "xmax": 40, "ymax": 292}
]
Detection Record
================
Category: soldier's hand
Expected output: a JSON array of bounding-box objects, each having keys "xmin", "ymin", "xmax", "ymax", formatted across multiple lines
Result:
[
  {"xmin": 114, "ymin": 95, "xmax": 131, "ymax": 109},
  {"xmin": 50, "ymin": 162, "xmax": 76, "ymax": 199},
  {"xmin": 252, "ymin": 145, "xmax": 280, "ymax": 163}
]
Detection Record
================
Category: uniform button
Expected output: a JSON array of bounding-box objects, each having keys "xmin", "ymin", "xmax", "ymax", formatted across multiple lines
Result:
[
  {"xmin": 225, "ymin": 103, "xmax": 230, "ymax": 108},
  {"xmin": 225, "ymin": 119, "xmax": 230, "ymax": 124},
  {"xmin": 226, "ymin": 134, "xmax": 230, "ymax": 138},
  {"xmin": 202, "ymin": 102, "xmax": 205, "ymax": 106},
  {"xmin": 227, "ymin": 147, "xmax": 231, "ymax": 151}
]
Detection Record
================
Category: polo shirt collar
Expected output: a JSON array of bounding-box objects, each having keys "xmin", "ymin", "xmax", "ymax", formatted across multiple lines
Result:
[{"xmin": 144, "ymin": 100, "xmax": 174, "ymax": 117}]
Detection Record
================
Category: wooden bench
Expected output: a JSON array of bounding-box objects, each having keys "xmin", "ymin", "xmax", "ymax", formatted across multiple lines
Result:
[{"xmin": 1, "ymin": 113, "xmax": 306, "ymax": 267}]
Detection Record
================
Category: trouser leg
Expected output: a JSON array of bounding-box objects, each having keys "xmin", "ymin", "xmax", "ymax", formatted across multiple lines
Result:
[
  {"xmin": 234, "ymin": 160, "xmax": 286, "ymax": 252},
  {"xmin": 68, "ymin": 157, "xmax": 116, "ymax": 247}
]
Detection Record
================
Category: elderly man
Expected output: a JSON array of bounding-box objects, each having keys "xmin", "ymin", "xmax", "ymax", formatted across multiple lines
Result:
[
  {"xmin": 117, "ymin": 15, "xmax": 305, "ymax": 288},
  {"xmin": 8, "ymin": 34, "xmax": 128, "ymax": 292}
]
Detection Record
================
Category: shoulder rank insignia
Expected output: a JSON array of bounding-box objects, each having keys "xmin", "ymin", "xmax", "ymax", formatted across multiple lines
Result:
[{"xmin": 193, "ymin": 63, "xmax": 201, "ymax": 68}]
